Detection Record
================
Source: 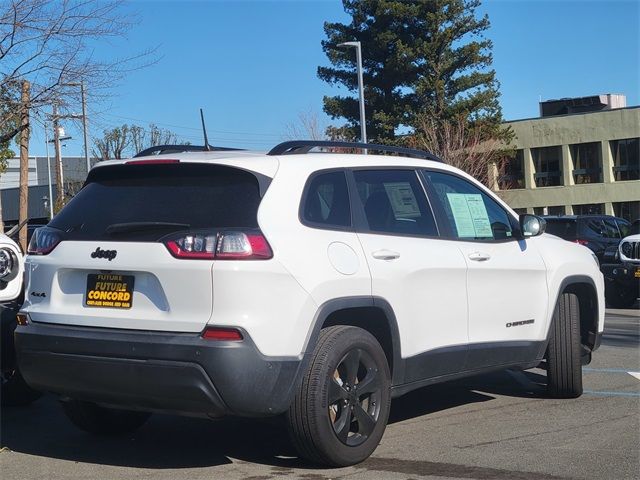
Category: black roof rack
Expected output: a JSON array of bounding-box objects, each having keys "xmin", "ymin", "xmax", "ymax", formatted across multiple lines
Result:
[
  {"xmin": 133, "ymin": 144, "xmax": 244, "ymax": 158},
  {"xmin": 267, "ymin": 140, "xmax": 442, "ymax": 162}
]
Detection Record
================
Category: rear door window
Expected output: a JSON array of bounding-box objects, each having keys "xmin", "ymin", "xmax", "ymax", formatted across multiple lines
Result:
[
  {"xmin": 615, "ymin": 219, "xmax": 631, "ymax": 238},
  {"xmin": 353, "ymin": 169, "xmax": 437, "ymax": 236},
  {"xmin": 49, "ymin": 163, "xmax": 263, "ymax": 241},
  {"xmin": 601, "ymin": 218, "xmax": 621, "ymax": 239}
]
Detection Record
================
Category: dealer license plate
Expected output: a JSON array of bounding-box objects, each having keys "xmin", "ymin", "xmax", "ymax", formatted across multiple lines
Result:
[{"xmin": 85, "ymin": 274, "xmax": 134, "ymax": 309}]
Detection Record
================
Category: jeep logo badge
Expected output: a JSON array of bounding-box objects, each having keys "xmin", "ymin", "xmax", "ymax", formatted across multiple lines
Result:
[{"xmin": 91, "ymin": 247, "xmax": 117, "ymax": 261}]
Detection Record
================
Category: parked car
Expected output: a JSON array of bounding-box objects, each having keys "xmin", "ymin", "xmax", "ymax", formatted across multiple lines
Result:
[
  {"xmin": 609, "ymin": 220, "xmax": 640, "ymax": 308},
  {"xmin": 15, "ymin": 141, "xmax": 604, "ymax": 466},
  {"xmin": 542, "ymin": 215, "xmax": 630, "ymax": 262},
  {"xmin": 0, "ymin": 232, "xmax": 40, "ymax": 405},
  {"xmin": 543, "ymin": 215, "xmax": 635, "ymax": 308}
]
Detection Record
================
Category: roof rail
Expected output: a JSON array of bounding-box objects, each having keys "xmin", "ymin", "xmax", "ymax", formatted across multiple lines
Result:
[
  {"xmin": 133, "ymin": 144, "xmax": 244, "ymax": 158},
  {"xmin": 267, "ymin": 140, "xmax": 442, "ymax": 162}
]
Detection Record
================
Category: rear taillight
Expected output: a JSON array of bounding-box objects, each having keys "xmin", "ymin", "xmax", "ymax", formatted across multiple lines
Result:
[
  {"xmin": 201, "ymin": 326, "xmax": 243, "ymax": 341},
  {"xmin": 216, "ymin": 232, "xmax": 272, "ymax": 259},
  {"xmin": 27, "ymin": 227, "xmax": 62, "ymax": 255},
  {"xmin": 165, "ymin": 234, "xmax": 217, "ymax": 259},
  {"xmin": 164, "ymin": 230, "xmax": 272, "ymax": 260},
  {"xmin": 574, "ymin": 239, "xmax": 589, "ymax": 246}
]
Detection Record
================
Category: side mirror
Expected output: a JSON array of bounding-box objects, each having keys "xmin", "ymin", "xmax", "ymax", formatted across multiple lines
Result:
[{"xmin": 519, "ymin": 214, "xmax": 546, "ymax": 238}]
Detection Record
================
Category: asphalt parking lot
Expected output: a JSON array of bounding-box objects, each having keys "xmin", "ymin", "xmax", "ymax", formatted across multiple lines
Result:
[{"xmin": 1, "ymin": 307, "xmax": 638, "ymax": 480}]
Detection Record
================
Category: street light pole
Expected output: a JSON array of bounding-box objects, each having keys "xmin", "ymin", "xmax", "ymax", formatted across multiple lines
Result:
[{"xmin": 337, "ymin": 41, "xmax": 367, "ymax": 147}]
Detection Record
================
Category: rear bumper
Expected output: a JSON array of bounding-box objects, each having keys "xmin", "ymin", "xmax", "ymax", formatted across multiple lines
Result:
[{"xmin": 15, "ymin": 321, "xmax": 306, "ymax": 417}]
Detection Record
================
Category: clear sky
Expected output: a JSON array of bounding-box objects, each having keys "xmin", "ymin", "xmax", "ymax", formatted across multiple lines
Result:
[{"xmin": 28, "ymin": 0, "xmax": 640, "ymax": 157}]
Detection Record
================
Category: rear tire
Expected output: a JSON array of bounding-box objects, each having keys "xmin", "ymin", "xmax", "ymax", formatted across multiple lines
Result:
[
  {"xmin": 546, "ymin": 292, "xmax": 583, "ymax": 398},
  {"xmin": 62, "ymin": 399, "xmax": 151, "ymax": 435},
  {"xmin": 286, "ymin": 325, "xmax": 391, "ymax": 467}
]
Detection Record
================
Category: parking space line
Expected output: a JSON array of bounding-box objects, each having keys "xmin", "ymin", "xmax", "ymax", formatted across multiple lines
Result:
[
  {"xmin": 583, "ymin": 390, "xmax": 640, "ymax": 398},
  {"xmin": 583, "ymin": 367, "xmax": 636, "ymax": 374}
]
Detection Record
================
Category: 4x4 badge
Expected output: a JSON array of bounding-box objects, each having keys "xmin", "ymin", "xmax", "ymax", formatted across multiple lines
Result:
[{"xmin": 91, "ymin": 247, "xmax": 117, "ymax": 261}]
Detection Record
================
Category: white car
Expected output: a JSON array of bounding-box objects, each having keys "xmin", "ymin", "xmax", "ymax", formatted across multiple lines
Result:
[
  {"xmin": 0, "ymin": 231, "xmax": 40, "ymax": 405},
  {"xmin": 0, "ymin": 232, "xmax": 23, "ymax": 302},
  {"xmin": 15, "ymin": 141, "xmax": 604, "ymax": 466},
  {"xmin": 617, "ymin": 227, "xmax": 640, "ymax": 303},
  {"xmin": 619, "ymin": 233, "xmax": 640, "ymax": 265}
]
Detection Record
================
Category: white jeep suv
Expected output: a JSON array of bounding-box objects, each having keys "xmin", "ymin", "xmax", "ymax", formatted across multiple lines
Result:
[{"xmin": 15, "ymin": 141, "xmax": 604, "ymax": 466}]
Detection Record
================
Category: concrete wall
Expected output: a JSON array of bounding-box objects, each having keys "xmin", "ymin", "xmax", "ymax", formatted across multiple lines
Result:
[{"xmin": 493, "ymin": 106, "xmax": 640, "ymax": 217}]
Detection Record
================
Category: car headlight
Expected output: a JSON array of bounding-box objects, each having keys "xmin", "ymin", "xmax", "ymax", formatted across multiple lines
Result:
[
  {"xmin": 0, "ymin": 248, "xmax": 14, "ymax": 278},
  {"xmin": 621, "ymin": 241, "xmax": 633, "ymax": 258},
  {"xmin": 0, "ymin": 248, "xmax": 18, "ymax": 281}
]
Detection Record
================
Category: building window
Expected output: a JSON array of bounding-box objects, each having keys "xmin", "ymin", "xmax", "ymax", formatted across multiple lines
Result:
[
  {"xmin": 498, "ymin": 150, "xmax": 525, "ymax": 189},
  {"xmin": 573, "ymin": 203, "xmax": 604, "ymax": 215},
  {"xmin": 611, "ymin": 138, "xmax": 640, "ymax": 181},
  {"xmin": 613, "ymin": 201, "xmax": 640, "ymax": 222},
  {"xmin": 533, "ymin": 206, "xmax": 565, "ymax": 216},
  {"xmin": 532, "ymin": 146, "xmax": 562, "ymax": 187},
  {"xmin": 571, "ymin": 142, "xmax": 602, "ymax": 184}
]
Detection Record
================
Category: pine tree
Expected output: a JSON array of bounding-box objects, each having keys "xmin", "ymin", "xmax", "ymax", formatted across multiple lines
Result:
[{"xmin": 319, "ymin": 0, "xmax": 506, "ymax": 143}]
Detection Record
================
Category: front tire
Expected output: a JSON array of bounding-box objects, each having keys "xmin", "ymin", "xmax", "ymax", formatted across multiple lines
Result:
[
  {"xmin": 546, "ymin": 292, "xmax": 583, "ymax": 398},
  {"xmin": 287, "ymin": 325, "xmax": 391, "ymax": 467},
  {"xmin": 62, "ymin": 399, "xmax": 151, "ymax": 435}
]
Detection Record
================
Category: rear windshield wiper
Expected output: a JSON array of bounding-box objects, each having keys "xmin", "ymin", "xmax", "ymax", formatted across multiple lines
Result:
[{"xmin": 105, "ymin": 222, "xmax": 191, "ymax": 235}]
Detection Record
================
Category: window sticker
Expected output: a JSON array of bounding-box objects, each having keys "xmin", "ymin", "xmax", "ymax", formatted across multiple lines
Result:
[
  {"xmin": 383, "ymin": 182, "xmax": 420, "ymax": 218},
  {"xmin": 446, "ymin": 193, "xmax": 493, "ymax": 238}
]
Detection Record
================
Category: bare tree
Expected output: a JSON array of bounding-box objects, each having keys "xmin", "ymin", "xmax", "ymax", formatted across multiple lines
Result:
[
  {"xmin": 129, "ymin": 124, "xmax": 146, "ymax": 155},
  {"xmin": 148, "ymin": 123, "xmax": 179, "ymax": 147},
  {"xmin": 92, "ymin": 125, "xmax": 131, "ymax": 160},
  {"xmin": 284, "ymin": 109, "xmax": 328, "ymax": 141},
  {"xmin": 93, "ymin": 123, "xmax": 188, "ymax": 159},
  {"xmin": 407, "ymin": 113, "xmax": 513, "ymax": 187},
  {"xmin": 0, "ymin": 0, "xmax": 157, "ymax": 145}
]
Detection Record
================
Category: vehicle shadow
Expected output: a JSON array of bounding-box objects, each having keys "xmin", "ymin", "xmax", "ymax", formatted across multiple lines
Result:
[{"xmin": 0, "ymin": 368, "xmax": 547, "ymax": 470}]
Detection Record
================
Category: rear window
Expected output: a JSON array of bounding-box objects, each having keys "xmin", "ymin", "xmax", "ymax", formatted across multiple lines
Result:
[
  {"xmin": 579, "ymin": 218, "xmax": 605, "ymax": 239},
  {"xmin": 49, "ymin": 163, "xmax": 263, "ymax": 241},
  {"xmin": 544, "ymin": 219, "xmax": 577, "ymax": 239}
]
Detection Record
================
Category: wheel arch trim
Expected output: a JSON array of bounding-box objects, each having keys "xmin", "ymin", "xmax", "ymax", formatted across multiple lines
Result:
[
  {"xmin": 302, "ymin": 296, "xmax": 404, "ymax": 384},
  {"xmin": 550, "ymin": 274, "xmax": 601, "ymax": 351}
]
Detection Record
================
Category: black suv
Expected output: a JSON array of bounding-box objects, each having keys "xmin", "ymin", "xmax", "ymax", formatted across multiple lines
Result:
[{"xmin": 543, "ymin": 215, "xmax": 636, "ymax": 308}]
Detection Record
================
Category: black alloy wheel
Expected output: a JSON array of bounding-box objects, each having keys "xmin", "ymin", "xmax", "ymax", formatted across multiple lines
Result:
[
  {"xmin": 328, "ymin": 348, "xmax": 382, "ymax": 446},
  {"xmin": 287, "ymin": 325, "xmax": 391, "ymax": 467}
]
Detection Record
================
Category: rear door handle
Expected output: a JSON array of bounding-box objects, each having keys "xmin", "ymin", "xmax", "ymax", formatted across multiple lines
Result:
[
  {"xmin": 468, "ymin": 251, "xmax": 491, "ymax": 262},
  {"xmin": 372, "ymin": 249, "xmax": 401, "ymax": 260}
]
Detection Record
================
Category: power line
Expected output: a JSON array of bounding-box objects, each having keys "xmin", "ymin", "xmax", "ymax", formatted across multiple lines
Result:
[{"xmin": 99, "ymin": 112, "xmax": 283, "ymax": 138}]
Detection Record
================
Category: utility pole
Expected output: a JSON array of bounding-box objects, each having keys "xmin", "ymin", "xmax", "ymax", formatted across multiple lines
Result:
[
  {"xmin": 81, "ymin": 82, "xmax": 90, "ymax": 174},
  {"xmin": 18, "ymin": 80, "xmax": 30, "ymax": 252},
  {"xmin": 52, "ymin": 103, "xmax": 64, "ymax": 209}
]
